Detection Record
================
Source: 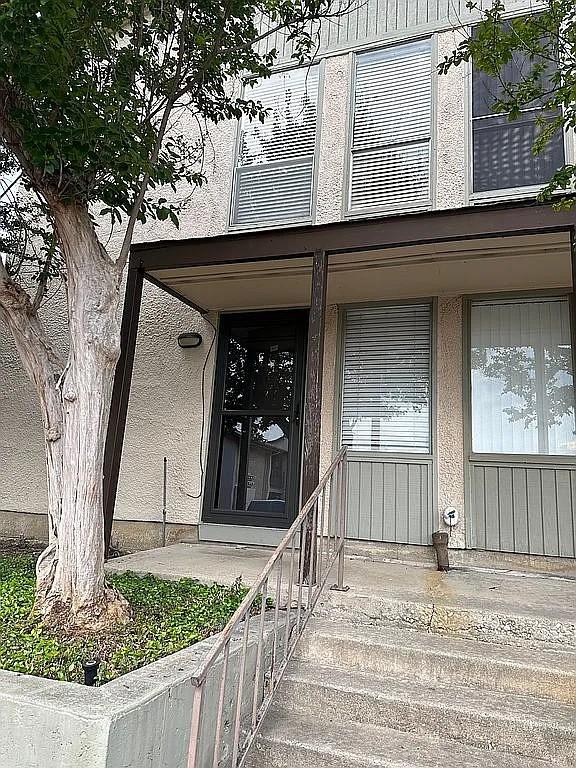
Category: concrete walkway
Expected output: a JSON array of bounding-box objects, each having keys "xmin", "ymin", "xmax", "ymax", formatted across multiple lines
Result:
[
  {"xmin": 107, "ymin": 541, "xmax": 576, "ymax": 631},
  {"xmin": 106, "ymin": 542, "xmax": 271, "ymax": 586}
]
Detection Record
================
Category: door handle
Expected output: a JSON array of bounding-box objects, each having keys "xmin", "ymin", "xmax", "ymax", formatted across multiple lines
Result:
[{"xmin": 294, "ymin": 402, "xmax": 301, "ymax": 424}]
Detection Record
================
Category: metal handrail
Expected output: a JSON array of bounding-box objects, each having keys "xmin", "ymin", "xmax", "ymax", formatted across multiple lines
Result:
[{"xmin": 187, "ymin": 446, "xmax": 348, "ymax": 768}]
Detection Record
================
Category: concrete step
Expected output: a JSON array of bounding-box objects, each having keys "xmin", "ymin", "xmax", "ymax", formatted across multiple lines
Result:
[
  {"xmin": 296, "ymin": 620, "xmax": 576, "ymax": 703},
  {"xmin": 345, "ymin": 540, "xmax": 576, "ymax": 578},
  {"xmin": 315, "ymin": 561, "xmax": 576, "ymax": 647},
  {"xmin": 277, "ymin": 661, "xmax": 576, "ymax": 764},
  {"xmin": 245, "ymin": 707, "xmax": 553, "ymax": 768}
]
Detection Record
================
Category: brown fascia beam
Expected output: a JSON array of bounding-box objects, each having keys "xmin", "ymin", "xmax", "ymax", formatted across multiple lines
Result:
[
  {"xmin": 132, "ymin": 200, "xmax": 576, "ymax": 272},
  {"xmin": 142, "ymin": 270, "xmax": 208, "ymax": 315}
]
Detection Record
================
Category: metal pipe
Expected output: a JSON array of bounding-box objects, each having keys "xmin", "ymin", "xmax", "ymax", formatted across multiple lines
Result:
[
  {"xmin": 187, "ymin": 682, "xmax": 204, "ymax": 768},
  {"xmin": 251, "ymin": 579, "xmax": 268, "ymax": 729},
  {"xmin": 316, "ymin": 487, "xmax": 327, "ymax": 590},
  {"xmin": 212, "ymin": 642, "xmax": 230, "ymax": 768},
  {"xmin": 231, "ymin": 617, "xmax": 250, "ymax": 766},
  {"xmin": 432, "ymin": 530, "xmax": 450, "ymax": 571},
  {"xmin": 271, "ymin": 557, "xmax": 283, "ymax": 687},
  {"xmin": 335, "ymin": 455, "xmax": 348, "ymax": 591},
  {"xmin": 162, "ymin": 456, "xmax": 167, "ymax": 547},
  {"xmin": 83, "ymin": 660, "xmax": 99, "ymax": 686},
  {"xmin": 283, "ymin": 538, "xmax": 296, "ymax": 663},
  {"xmin": 296, "ymin": 520, "xmax": 305, "ymax": 635}
]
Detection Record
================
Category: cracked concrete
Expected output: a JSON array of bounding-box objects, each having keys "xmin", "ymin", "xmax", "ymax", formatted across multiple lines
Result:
[{"xmin": 109, "ymin": 543, "xmax": 576, "ymax": 647}]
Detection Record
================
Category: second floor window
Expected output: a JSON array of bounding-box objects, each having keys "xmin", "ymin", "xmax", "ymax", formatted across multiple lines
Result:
[
  {"xmin": 472, "ymin": 40, "xmax": 565, "ymax": 195},
  {"xmin": 348, "ymin": 40, "xmax": 432, "ymax": 215},
  {"xmin": 231, "ymin": 66, "xmax": 319, "ymax": 228}
]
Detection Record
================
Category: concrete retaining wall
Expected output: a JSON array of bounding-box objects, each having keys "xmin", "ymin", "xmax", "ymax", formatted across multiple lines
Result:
[{"xmin": 0, "ymin": 615, "xmax": 286, "ymax": 768}]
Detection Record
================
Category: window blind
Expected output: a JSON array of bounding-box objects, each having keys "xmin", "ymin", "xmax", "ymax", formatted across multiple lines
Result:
[
  {"xmin": 472, "ymin": 39, "xmax": 565, "ymax": 193},
  {"xmin": 470, "ymin": 297, "xmax": 576, "ymax": 456},
  {"xmin": 232, "ymin": 66, "xmax": 319, "ymax": 227},
  {"xmin": 341, "ymin": 304, "xmax": 432, "ymax": 453},
  {"xmin": 349, "ymin": 40, "xmax": 432, "ymax": 213}
]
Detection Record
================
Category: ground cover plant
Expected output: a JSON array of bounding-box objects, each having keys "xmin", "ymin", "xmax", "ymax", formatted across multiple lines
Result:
[{"xmin": 0, "ymin": 554, "xmax": 247, "ymax": 685}]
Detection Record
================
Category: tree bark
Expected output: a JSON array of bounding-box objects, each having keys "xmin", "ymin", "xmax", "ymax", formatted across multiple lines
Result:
[
  {"xmin": 0, "ymin": 200, "xmax": 131, "ymax": 632},
  {"xmin": 43, "ymin": 202, "xmax": 130, "ymax": 630},
  {"xmin": 0, "ymin": 278, "xmax": 64, "ymax": 600}
]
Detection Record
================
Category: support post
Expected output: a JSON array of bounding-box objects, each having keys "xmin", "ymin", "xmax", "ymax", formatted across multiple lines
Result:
[
  {"xmin": 103, "ymin": 264, "xmax": 144, "ymax": 556},
  {"xmin": 301, "ymin": 249, "xmax": 328, "ymax": 583}
]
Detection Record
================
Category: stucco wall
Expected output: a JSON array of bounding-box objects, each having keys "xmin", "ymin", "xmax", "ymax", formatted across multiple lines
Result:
[
  {"xmin": 436, "ymin": 296, "xmax": 466, "ymax": 548},
  {"xmin": 435, "ymin": 31, "xmax": 468, "ymax": 209},
  {"xmin": 320, "ymin": 305, "xmax": 340, "ymax": 478},
  {"xmin": 0, "ymin": 116, "xmax": 235, "ymax": 533},
  {"xmin": 0, "ymin": 19, "xmax": 568, "ymax": 552},
  {"xmin": 316, "ymin": 55, "xmax": 351, "ymax": 225},
  {"xmin": 0, "ymin": 286, "xmax": 68, "ymax": 519}
]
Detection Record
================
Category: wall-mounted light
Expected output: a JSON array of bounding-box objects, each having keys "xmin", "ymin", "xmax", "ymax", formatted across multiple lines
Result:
[{"xmin": 177, "ymin": 332, "xmax": 203, "ymax": 349}]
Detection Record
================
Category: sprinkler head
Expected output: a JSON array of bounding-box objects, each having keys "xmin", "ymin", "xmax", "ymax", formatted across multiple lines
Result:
[{"xmin": 83, "ymin": 659, "xmax": 100, "ymax": 686}]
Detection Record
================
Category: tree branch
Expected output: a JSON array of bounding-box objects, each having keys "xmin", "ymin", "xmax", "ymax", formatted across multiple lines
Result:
[{"xmin": 115, "ymin": 6, "xmax": 191, "ymax": 275}]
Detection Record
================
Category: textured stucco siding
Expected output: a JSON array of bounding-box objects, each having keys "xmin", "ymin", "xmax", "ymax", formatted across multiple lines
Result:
[
  {"xmin": 435, "ymin": 31, "xmax": 468, "ymax": 210},
  {"xmin": 0, "ymin": 119, "xmax": 235, "ymax": 530},
  {"xmin": 0, "ymin": 292, "xmax": 69, "ymax": 518},
  {"xmin": 316, "ymin": 55, "xmax": 351, "ymax": 225},
  {"xmin": 0, "ymin": 20, "xmax": 570, "ymax": 551},
  {"xmin": 436, "ymin": 297, "xmax": 466, "ymax": 548}
]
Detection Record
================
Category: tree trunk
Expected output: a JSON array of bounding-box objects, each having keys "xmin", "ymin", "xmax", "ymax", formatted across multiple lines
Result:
[
  {"xmin": 0, "ymin": 281, "xmax": 64, "ymax": 600},
  {"xmin": 1, "ymin": 200, "xmax": 131, "ymax": 632},
  {"xmin": 41, "ymin": 201, "xmax": 131, "ymax": 631}
]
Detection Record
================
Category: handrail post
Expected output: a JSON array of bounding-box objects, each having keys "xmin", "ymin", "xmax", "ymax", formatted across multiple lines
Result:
[
  {"xmin": 332, "ymin": 451, "xmax": 349, "ymax": 592},
  {"xmin": 187, "ymin": 681, "xmax": 204, "ymax": 768}
]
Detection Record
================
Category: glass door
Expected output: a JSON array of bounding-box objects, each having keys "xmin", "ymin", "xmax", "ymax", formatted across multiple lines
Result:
[{"xmin": 203, "ymin": 310, "xmax": 308, "ymax": 528}]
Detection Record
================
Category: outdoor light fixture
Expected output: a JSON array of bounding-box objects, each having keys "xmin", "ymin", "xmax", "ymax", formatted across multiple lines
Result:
[{"xmin": 177, "ymin": 332, "xmax": 203, "ymax": 349}]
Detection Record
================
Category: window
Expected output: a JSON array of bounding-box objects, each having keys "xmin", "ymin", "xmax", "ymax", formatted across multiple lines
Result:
[
  {"xmin": 348, "ymin": 40, "xmax": 432, "ymax": 214},
  {"xmin": 470, "ymin": 297, "xmax": 576, "ymax": 456},
  {"xmin": 231, "ymin": 66, "xmax": 319, "ymax": 227},
  {"xmin": 472, "ymin": 39, "xmax": 565, "ymax": 194},
  {"xmin": 341, "ymin": 303, "xmax": 432, "ymax": 453}
]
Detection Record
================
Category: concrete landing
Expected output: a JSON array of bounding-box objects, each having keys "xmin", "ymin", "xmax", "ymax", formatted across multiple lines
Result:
[
  {"xmin": 107, "ymin": 542, "xmax": 576, "ymax": 645},
  {"xmin": 107, "ymin": 542, "xmax": 576, "ymax": 766},
  {"xmin": 106, "ymin": 542, "xmax": 271, "ymax": 586}
]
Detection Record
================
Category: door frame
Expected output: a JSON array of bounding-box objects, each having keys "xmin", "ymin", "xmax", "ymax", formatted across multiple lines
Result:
[{"xmin": 202, "ymin": 309, "xmax": 308, "ymax": 529}]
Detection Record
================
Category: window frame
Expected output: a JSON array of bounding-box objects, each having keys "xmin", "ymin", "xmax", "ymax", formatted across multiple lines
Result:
[
  {"xmin": 344, "ymin": 36, "xmax": 437, "ymax": 220},
  {"xmin": 337, "ymin": 298, "xmax": 437, "ymax": 460},
  {"xmin": 464, "ymin": 289, "xmax": 576, "ymax": 464},
  {"xmin": 467, "ymin": 26, "xmax": 572, "ymax": 204},
  {"xmin": 228, "ymin": 61, "xmax": 324, "ymax": 232}
]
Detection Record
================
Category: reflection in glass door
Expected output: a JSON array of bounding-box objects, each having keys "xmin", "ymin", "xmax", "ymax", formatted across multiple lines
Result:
[{"xmin": 204, "ymin": 311, "xmax": 307, "ymax": 528}]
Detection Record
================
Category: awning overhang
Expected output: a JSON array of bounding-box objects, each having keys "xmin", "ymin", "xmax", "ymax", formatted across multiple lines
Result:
[
  {"xmin": 131, "ymin": 201, "xmax": 576, "ymax": 313},
  {"xmin": 104, "ymin": 199, "xmax": 576, "ymax": 553}
]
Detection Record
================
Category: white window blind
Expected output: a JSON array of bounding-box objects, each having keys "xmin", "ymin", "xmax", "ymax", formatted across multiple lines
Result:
[
  {"xmin": 349, "ymin": 40, "xmax": 432, "ymax": 213},
  {"xmin": 232, "ymin": 66, "xmax": 319, "ymax": 227},
  {"xmin": 341, "ymin": 304, "xmax": 432, "ymax": 453},
  {"xmin": 471, "ymin": 297, "xmax": 576, "ymax": 456}
]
